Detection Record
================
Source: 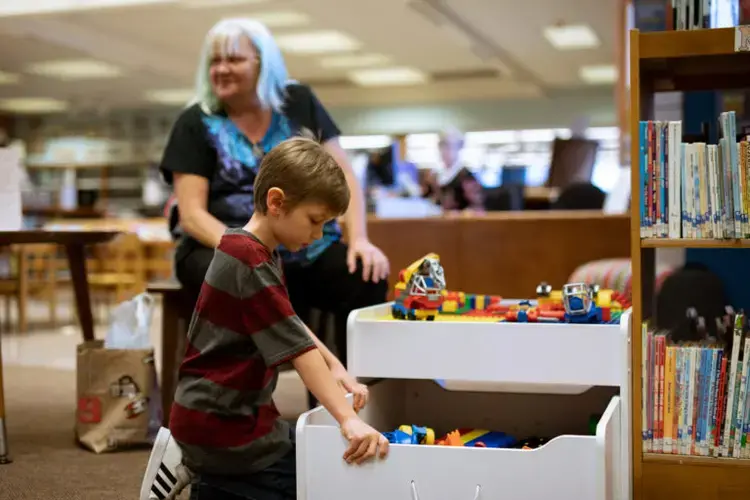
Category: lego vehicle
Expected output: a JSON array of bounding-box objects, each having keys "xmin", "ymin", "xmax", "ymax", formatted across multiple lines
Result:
[
  {"xmin": 391, "ymin": 253, "xmax": 446, "ymax": 321},
  {"xmin": 562, "ymin": 282, "xmax": 603, "ymax": 323}
]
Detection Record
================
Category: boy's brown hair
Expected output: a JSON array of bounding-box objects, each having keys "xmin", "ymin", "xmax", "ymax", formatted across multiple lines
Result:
[{"xmin": 253, "ymin": 137, "xmax": 350, "ymax": 216}]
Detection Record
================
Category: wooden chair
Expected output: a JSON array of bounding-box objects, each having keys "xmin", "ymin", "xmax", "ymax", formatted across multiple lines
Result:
[
  {"xmin": 87, "ymin": 233, "xmax": 146, "ymax": 322},
  {"xmin": 0, "ymin": 244, "xmax": 60, "ymax": 333}
]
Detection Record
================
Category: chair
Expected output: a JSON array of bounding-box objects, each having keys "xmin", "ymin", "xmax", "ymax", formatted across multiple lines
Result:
[
  {"xmin": 552, "ymin": 183, "xmax": 606, "ymax": 210},
  {"xmin": 87, "ymin": 233, "xmax": 146, "ymax": 321},
  {"xmin": 0, "ymin": 244, "xmax": 60, "ymax": 333}
]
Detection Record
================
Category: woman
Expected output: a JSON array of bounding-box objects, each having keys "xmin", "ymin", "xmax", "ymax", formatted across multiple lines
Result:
[
  {"xmin": 160, "ymin": 18, "xmax": 389, "ymax": 368},
  {"xmin": 423, "ymin": 127, "xmax": 485, "ymax": 212}
]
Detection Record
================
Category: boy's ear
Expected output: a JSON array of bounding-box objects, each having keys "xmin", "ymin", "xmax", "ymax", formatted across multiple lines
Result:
[{"xmin": 266, "ymin": 187, "xmax": 286, "ymax": 216}]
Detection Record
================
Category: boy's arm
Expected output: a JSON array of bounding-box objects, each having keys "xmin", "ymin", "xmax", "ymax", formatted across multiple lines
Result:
[
  {"xmin": 304, "ymin": 324, "xmax": 344, "ymax": 370},
  {"xmin": 291, "ymin": 349, "xmax": 358, "ymax": 424},
  {"xmin": 303, "ymin": 324, "xmax": 369, "ymax": 411}
]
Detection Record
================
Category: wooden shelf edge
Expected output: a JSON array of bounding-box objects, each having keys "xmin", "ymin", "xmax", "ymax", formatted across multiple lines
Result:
[
  {"xmin": 641, "ymin": 238, "xmax": 750, "ymax": 248},
  {"xmin": 638, "ymin": 27, "xmax": 741, "ymax": 59},
  {"xmin": 643, "ymin": 453, "xmax": 750, "ymax": 468}
]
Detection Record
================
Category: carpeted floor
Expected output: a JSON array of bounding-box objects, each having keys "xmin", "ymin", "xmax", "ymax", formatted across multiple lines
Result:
[
  {"xmin": 0, "ymin": 365, "xmax": 308, "ymax": 500},
  {"xmin": 0, "ymin": 365, "xmax": 150, "ymax": 499}
]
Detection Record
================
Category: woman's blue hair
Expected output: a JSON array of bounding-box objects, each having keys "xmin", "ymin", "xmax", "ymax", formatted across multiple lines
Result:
[{"xmin": 193, "ymin": 17, "xmax": 289, "ymax": 114}]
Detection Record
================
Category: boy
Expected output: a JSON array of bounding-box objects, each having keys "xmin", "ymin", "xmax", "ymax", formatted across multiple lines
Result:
[{"xmin": 140, "ymin": 137, "xmax": 389, "ymax": 500}]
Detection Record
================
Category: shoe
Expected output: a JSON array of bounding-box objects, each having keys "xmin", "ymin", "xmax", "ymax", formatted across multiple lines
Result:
[{"xmin": 140, "ymin": 427, "xmax": 191, "ymax": 500}]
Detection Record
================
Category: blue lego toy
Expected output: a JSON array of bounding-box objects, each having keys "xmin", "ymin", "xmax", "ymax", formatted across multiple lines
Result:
[
  {"xmin": 382, "ymin": 424, "xmax": 435, "ymax": 445},
  {"xmin": 562, "ymin": 282, "xmax": 603, "ymax": 324}
]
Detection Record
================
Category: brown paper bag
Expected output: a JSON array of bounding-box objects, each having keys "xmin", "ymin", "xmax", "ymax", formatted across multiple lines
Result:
[{"xmin": 75, "ymin": 340, "xmax": 162, "ymax": 453}]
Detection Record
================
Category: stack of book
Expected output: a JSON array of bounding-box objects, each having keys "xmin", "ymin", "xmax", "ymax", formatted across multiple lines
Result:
[
  {"xmin": 641, "ymin": 313, "xmax": 750, "ymax": 457},
  {"xmin": 666, "ymin": 0, "xmax": 742, "ymax": 30},
  {"xmin": 638, "ymin": 111, "xmax": 750, "ymax": 239}
]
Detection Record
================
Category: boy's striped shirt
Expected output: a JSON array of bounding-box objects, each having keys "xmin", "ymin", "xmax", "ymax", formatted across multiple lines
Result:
[{"xmin": 169, "ymin": 228, "xmax": 315, "ymax": 475}]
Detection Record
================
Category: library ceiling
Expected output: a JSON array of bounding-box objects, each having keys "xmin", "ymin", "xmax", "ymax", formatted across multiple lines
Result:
[{"xmin": 0, "ymin": 0, "xmax": 615, "ymax": 112}]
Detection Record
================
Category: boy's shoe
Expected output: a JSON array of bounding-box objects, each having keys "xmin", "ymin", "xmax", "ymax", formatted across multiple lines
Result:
[{"xmin": 140, "ymin": 427, "xmax": 191, "ymax": 500}]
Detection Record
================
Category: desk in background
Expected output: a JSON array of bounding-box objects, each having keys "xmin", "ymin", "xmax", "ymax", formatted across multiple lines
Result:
[
  {"xmin": 45, "ymin": 211, "xmax": 630, "ymax": 299},
  {"xmin": 364, "ymin": 211, "xmax": 630, "ymax": 298}
]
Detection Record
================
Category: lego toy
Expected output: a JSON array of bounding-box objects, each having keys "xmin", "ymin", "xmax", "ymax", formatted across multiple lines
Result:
[
  {"xmin": 435, "ymin": 428, "xmax": 516, "ymax": 448},
  {"xmin": 514, "ymin": 436, "xmax": 551, "ymax": 450},
  {"xmin": 382, "ymin": 424, "xmax": 435, "ymax": 445},
  {"xmin": 389, "ymin": 255, "xmax": 628, "ymax": 324},
  {"xmin": 391, "ymin": 254, "xmax": 446, "ymax": 321},
  {"xmin": 562, "ymin": 282, "xmax": 603, "ymax": 324}
]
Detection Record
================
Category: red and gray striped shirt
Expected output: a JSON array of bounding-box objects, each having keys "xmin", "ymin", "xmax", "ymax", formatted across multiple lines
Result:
[{"xmin": 169, "ymin": 228, "xmax": 316, "ymax": 475}]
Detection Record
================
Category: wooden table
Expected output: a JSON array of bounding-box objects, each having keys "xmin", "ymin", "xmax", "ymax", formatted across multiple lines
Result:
[{"xmin": 0, "ymin": 229, "xmax": 118, "ymax": 464}]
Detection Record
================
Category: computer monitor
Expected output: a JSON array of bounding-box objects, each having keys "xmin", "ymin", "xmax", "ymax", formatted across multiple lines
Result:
[{"xmin": 546, "ymin": 137, "xmax": 599, "ymax": 189}]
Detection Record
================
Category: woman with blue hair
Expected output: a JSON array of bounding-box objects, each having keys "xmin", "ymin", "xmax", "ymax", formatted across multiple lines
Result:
[
  {"xmin": 141, "ymin": 17, "xmax": 390, "ymax": 500},
  {"xmin": 162, "ymin": 18, "xmax": 389, "ymax": 359}
]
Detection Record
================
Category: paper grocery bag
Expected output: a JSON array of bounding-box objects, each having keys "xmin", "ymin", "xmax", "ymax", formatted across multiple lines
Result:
[{"xmin": 75, "ymin": 340, "xmax": 162, "ymax": 453}]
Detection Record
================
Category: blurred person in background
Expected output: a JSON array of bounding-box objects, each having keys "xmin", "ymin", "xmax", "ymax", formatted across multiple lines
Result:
[{"xmin": 422, "ymin": 127, "xmax": 485, "ymax": 212}]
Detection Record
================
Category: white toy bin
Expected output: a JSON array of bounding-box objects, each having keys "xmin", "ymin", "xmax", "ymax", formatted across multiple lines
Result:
[{"xmin": 296, "ymin": 379, "xmax": 624, "ymax": 500}]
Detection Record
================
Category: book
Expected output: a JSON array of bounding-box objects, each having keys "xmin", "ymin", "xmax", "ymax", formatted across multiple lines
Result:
[
  {"xmin": 641, "ymin": 312, "xmax": 750, "ymax": 457},
  {"xmin": 639, "ymin": 112, "xmax": 750, "ymax": 239}
]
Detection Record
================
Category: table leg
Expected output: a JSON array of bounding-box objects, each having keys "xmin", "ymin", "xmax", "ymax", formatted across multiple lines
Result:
[
  {"xmin": 64, "ymin": 244, "xmax": 96, "ymax": 342},
  {"xmin": 0, "ymin": 337, "xmax": 11, "ymax": 464}
]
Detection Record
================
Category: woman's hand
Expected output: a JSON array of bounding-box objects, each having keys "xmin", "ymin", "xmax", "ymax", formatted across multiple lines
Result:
[{"xmin": 347, "ymin": 238, "xmax": 390, "ymax": 283}]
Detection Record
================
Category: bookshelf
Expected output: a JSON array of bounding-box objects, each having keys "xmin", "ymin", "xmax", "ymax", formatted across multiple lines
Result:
[{"xmin": 629, "ymin": 27, "xmax": 750, "ymax": 500}]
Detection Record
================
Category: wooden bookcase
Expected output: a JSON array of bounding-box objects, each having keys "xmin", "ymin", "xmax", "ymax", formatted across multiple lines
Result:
[{"xmin": 629, "ymin": 27, "xmax": 750, "ymax": 500}]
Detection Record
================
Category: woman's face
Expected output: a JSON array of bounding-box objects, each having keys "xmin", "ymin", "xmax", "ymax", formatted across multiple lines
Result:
[{"xmin": 209, "ymin": 35, "xmax": 259, "ymax": 103}]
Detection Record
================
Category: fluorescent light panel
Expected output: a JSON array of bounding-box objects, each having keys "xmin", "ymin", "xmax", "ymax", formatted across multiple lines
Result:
[
  {"xmin": 319, "ymin": 54, "xmax": 390, "ymax": 69},
  {"xmin": 0, "ymin": 98, "xmax": 68, "ymax": 113},
  {"xmin": 339, "ymin": 135, "xmax": 392, "ymax": 150},
  {"xmin": 579, "ymin": 64, "xmax": 618, "ymax": 84},
  {"xmin": 0, "ymin": 71, "xmax": 20, "ymax": 84},
  {"xmin": 26, "ymin": 59, "xmax": 121, "ymax": 80},
  {"xmin": 249, "ymin": 11, "xmax": 310, "ymax": 28},
  {"xmin": 145, "ymin": 88, "xmax": 194, "ymax": 105},
  {"xmin": 181, "ymin": 0, "xmax": 268, "ymax": 7},
  {"xmin": 349, "ymin": 67, "xmax": 428, "ymax": 86},
  {"xmin": 275, "ymin": 31, "xmax": 360, "ymax": 54},
  {"xmin": 543, "ymin": 24, "xmax": 600, "ymax": 49}
]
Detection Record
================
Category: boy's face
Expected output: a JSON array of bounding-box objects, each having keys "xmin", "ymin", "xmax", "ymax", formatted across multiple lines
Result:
[{"xmin": 272, "ymin": 201, "xmax": 336, "ymax": 252}]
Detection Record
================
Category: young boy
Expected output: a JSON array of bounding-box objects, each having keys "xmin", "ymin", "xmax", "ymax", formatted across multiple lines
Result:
[{"xmin": 140, "ymin": 137, "xmax": 389, "ymax": 500}]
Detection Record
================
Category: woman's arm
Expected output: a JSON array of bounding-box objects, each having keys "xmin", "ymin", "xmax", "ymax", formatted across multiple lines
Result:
[{"xmin": 173, "ymin": 173, "xmax": 227, "ymax": 248}]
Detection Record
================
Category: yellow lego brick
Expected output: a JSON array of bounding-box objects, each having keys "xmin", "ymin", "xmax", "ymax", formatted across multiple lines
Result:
[
  {"xmin": 475, "ymin": 295, "xmax": 485, "ymax": 310},
  {"xmin": 442, "ymin": 301, "xmax": 457, "ymax": 313},
  {"xmin": 597, "ymin": 290, "xmax": 612, "ymax": 308}
]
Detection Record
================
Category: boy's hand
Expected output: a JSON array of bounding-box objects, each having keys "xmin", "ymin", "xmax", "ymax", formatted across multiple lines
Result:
[
  {"xmin": 331, "ymin": 366, "xmax": 369, "ymax": 412},
  {"xmin": 341, "ymin": 417, "xmax": 389, "ymax": 464}
]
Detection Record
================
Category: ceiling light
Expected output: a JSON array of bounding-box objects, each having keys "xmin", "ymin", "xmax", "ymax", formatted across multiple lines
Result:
[
  {"xmin": 349, "ymin": 67, "xmax": 428, "ymax": 86},
  {"xmin": 181, "ymin": 0, "xmax": 268, "ymax": 7},
  {"xmin": 0, "ymin": 98, "xmax": 68, "ymax": 114},
  {"xmin": 319, "ymin": 54, "xmax": 390, "ymax": 69},
  {"xmin": 26, "ymin": 59, "xmax": 121, "ymax": 80},
  {"xmin": 0, "ymin": 71, "xmax": 20, "ymax": 84},
  {"xmin": 249, "ymin": 11, "xmax": 310, "ymax": 28},
  {"xmin": 579, "ymin": 64, "xmax": 618, "ymax": 84},
  {"xmin": 543, "ymin": 24, "xmax": 600, "ymax": 49},
  {"xmin": 339, "ymin": 135, "xmax": 392, "ymax": 150},
  {"xmin": 144, "ymin": 88, "xmax": 195, "ymax": 105},
  {"xmin": 275, "ymin": 31, "xmax": 360, "ymax": 54}
]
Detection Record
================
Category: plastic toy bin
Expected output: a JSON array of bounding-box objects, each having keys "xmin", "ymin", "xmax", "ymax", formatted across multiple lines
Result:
[
  {"xmin": 295, "ymin": 379, "xmax": 623, "ymax": 500},
  {"xmin": 346, "ymin": 303, "xmax": 629, "ymax": 395}
]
